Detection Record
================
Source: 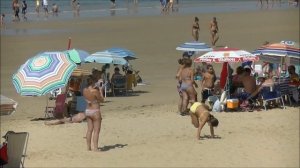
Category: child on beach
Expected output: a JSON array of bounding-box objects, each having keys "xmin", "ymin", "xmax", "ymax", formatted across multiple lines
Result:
[{"xmin": 189, "ymin": 102, "xmax": 219, "ymax": 140}]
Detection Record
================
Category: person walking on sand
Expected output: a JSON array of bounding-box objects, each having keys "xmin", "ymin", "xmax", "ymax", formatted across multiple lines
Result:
[
  {"xmin": 177, "ymin": 58, "xmax": 198, "ymax": 116},
  {"xmin": 189, "ymin": 102, "xmax": 219, "ymax": 140},
  {"xmin": 192, "ymin": 17, "xmax": 200, "ymax": 41},
  {"xmin": 83, "ymin": 75, "xmax": 104, "ymax": 151},
  {"xmin": 210, "ymin": 17, "xmax": 219, "ymax": 46}
]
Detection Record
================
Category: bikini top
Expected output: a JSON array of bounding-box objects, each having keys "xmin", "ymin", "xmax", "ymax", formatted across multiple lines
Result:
[
  {"xmin": 85, "ymin": 99, "xmax": 98, "ymax": 105},
  {"xmin": 193, "ymin": 24, "xmax": 199, "ymax": 29}
]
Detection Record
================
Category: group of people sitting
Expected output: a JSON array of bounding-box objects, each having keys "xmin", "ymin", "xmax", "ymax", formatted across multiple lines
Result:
[
  {"xmin": 176, "ymin": 52, "xmax": 300, "ymax": 115},
  {"xmin": 46, "ymin": 65, "xmax": 141, "ymax": 125},
  {"xmin": 175, "ymin": 53, "xmax": 299, "ymax": 139}
]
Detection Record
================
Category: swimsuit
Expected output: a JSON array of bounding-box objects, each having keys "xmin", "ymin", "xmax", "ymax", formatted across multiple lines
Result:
[
  {"xmin": 180, "ymin": 82, "xmax": 192, "ymax": 91},
  {"xmin": 201, "ymin": 88, "xmax": 213, "ymax": 102},
  {"xmin": 190, "ymin": 102, "xmax": 202, "ymax": 113},
  {"xmin": 85, "ymin": 99, "xmax": 100, "ymax": 116},
  {"xmin": 85, "ymin": 109, "xmax": 100, "ymax": 117}
]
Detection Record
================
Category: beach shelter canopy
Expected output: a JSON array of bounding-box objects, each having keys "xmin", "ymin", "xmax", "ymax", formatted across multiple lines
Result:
[
  {"xmin": 194, "ymin": 47, "xmax": 259, "ymax": 63},
  {"xmin": 12, "ymin": 52, "xmax": 77, "ymax": 96},
  {"xmin": 0, "ymin": 95, "xmax": 18, "ymax": 116},
  {"xmin": 252, "ymin": 40, "xmax": 300, "ymax": 64},
  {"xmin": 85, "ymin": 51, "xmax": 128, "ymax": 65},
  {"xmin": 63, "ymin": 49, "xmax": 90, "ymax": 64},
  {"xmin": 103, "ymin": 47, "xmax": 137, "ymax": 60},
  {"xmin": 176, "ymin": 41, "xmax": 213, "ymax": 52}
]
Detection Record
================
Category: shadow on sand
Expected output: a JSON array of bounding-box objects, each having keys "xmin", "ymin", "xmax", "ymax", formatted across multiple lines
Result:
[{"xmin": 99, "ymin": 144, "xmax": 128, "ymax": 152}]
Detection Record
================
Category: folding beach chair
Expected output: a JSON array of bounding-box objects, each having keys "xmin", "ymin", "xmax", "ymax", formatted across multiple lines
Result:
[
  {"xmin": 45, "ymin": 93, "xmax": 67, "ymax": 119},
  {"xmin": 260, "ymin": 85, "xmax": 285, "ymax": 110},
  {"xmin": 3, "ymin": 131, "xmax": 29, "ymax": 168},
  {"xmin": 111, "ymin": 76, "xmax": 127, "ymax": 96}
]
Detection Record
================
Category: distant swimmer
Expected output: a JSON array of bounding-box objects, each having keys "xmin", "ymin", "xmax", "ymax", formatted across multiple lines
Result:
[
  {"xmin": 36, "ymin": 0, "xmax": 40, "ymax": 16},
  {"xmin": 52, "ymin": 3, "xmax": 58, "ymax": 16},
  {"xmin": 21, "ymin": 0, "xmax": 27, "ymax": 21}
]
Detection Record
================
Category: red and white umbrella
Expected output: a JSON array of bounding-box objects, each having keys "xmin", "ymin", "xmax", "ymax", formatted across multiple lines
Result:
[{"xmin": 194, "ymin": 47, "xmax": 259, "ymax": 63}]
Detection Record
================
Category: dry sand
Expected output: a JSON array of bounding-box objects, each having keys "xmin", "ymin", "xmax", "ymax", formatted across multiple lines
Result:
[{"xmin": 1, "ymin": 8, "xmax": 299, "ymax": 167}]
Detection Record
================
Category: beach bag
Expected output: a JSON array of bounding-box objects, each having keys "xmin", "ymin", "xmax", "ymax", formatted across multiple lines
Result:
[
  {"xmin": 212, "ymin": 99, "xmax": 222, "ymax": 112},
  {"xmin": 0, "ymin": 143, "xmax": 8, "ymax": 166}
]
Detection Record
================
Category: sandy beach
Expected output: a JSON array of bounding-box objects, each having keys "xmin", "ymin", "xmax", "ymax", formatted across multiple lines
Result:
[{"xmin": 1, "ymin": 7, "xmax": 299, "ymax": 167}]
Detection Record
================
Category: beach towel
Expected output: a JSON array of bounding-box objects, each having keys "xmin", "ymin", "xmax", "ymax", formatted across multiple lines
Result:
[
  {"xmin": 220, "ymin": 62, "xmax": 228, "ymax": 90},
  {"xmin": 0, "ymin": 143, "xmax": 8, "ymax": 166}
]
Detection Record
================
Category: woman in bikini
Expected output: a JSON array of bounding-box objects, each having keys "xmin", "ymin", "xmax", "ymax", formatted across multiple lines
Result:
[
  {"xmin": 83, "ymin": 75, "xmax": 104, "ymax": 151},
  {"xmin": 178, "ymin": 58, "xmax": 197, "ymax": 115},
  {"xmin": 210, "ymin": 17, "xmax": 219, "ymax": 46},
  {"xmin": 189, "ymin": 102, "xmax": 219, "ymax": 140},
  {"xmin": 192, "ymin": 17, "xmax": 200, "ymax": 41}
]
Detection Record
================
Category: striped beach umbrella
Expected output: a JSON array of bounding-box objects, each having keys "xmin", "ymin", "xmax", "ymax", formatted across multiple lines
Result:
[
  {"xmin": 85, "ymin": 51, "xmax": 128, "ymax": 65},
  {"xmin": 103, "ymin": 47, "xmax": 137, "ymax": 60},
  {"xmin": 12, "ymin": 52, "xmax": 77, "ymax": 96},
  {"xmin": 176, "ymin": 41, "xmax": 213, "ymax": 52},
  {"xmin": 252, "ymin": 41, "xmax": 300, "ymax": 63},
  {"xmin": 63, "ymin": 48, "xmax": 90, "ymax": 64},
  {"xmin": 194, "ymin": 47, "xmax": 259, "ymax": 63}
]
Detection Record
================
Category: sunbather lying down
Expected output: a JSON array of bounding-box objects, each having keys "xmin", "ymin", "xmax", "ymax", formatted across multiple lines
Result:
[{"xmin": 45, "ymin": 112, "xmax": 86, "ymax": 125}]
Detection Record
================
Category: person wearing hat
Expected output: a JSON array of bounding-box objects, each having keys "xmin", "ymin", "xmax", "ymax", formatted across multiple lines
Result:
[{"xmin": 189, "ymin": 102, "xmax": 219, "ymax": 140}]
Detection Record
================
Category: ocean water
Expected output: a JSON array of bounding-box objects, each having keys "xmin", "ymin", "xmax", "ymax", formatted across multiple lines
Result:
[
  {"xmin": 1, "ymin": 0, "xmax": 293, "ymax": 36},
  {"xmin": 0, "ymin": 0, "xmax": 289, "ymax": 22}
]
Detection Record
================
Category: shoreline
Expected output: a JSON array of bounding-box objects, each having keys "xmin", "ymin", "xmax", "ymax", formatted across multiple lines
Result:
[{"xmin": 1, "ymin": 8, "xmax": 299, "ymax": 167}]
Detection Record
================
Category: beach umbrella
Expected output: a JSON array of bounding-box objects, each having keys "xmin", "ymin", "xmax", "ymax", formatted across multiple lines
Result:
[
  {"xmin": 252, "ymin": 40, "xmax": 300, "ymax": 64},
  {"xmin": 176, "ymin": 41, "xmax": 213, "ymax": 52},
  {"xmin": 63, "ymin": 48, "xmax": 90, "ymax": 64},
  {"xmin": 85, "ymin": 51, "xmax": 128, "ymax": 65},
  {"xmin": 194, "ymin": 47, "xmax": 259, "ymax": 63},
  {"xmin": 103, "ymin": 47, "xmax": 137, "ymax": 60},
  {"xmin": 12, "ymin": 52, "xmax": 77, "ymax": 96}
]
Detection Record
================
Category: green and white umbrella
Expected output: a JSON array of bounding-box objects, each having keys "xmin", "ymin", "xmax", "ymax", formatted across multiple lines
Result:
[{"xmin": 12, "ymin": 52, "xmax": 77, "ymax": 96}]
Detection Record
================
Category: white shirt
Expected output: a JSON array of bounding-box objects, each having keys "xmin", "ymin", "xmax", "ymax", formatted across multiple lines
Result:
[{"xmin": 43, "ymin": 0, "xmax": 48, "ymax": 6}]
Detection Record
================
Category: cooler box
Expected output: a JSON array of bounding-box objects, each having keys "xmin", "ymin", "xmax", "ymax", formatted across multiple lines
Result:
[{"xmin": 227, "ymin": 99, "xmax": 239, "ymax": 109}]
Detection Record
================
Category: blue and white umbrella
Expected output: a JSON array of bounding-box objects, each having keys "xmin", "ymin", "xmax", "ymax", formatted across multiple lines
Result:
[
  {"xmin": 85, "ymin": 51, "xmax": 128, "ymax": 65},
  {"xmin": 63, "ymin": 48, "xmax": 90, "ymax": 64},
  {"xmin": 103, "ymin": 47, "xmax": 137, "ymax": 60},
  {"xmin": 176, "ymin": 41, "xmax": 213, "ymax": 52}
]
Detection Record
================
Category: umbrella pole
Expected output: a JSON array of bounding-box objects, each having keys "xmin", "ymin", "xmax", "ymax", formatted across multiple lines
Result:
[
  {"xmin": 45, "ymin": 95, "xmax": 49, "ymax": 119},
  {"xmin": 67, "ymin": 37, "xmax": 72, "ymax": 50}
]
